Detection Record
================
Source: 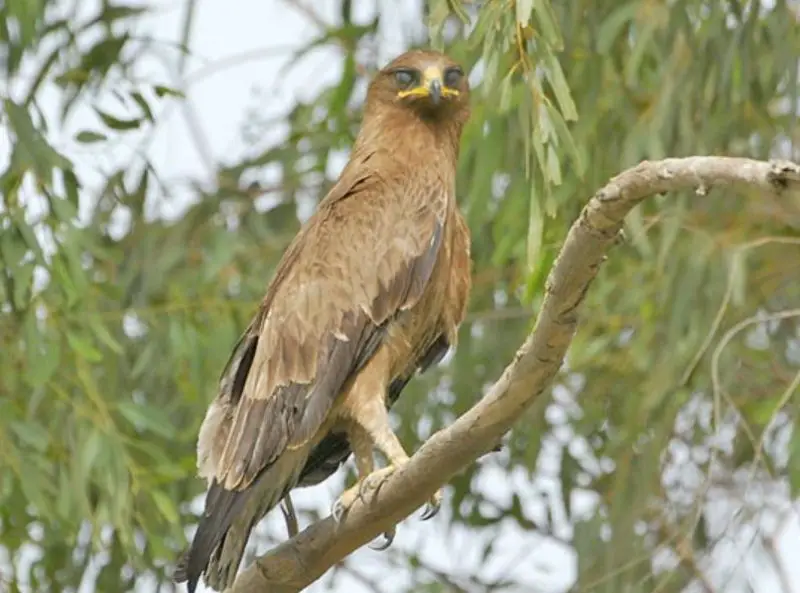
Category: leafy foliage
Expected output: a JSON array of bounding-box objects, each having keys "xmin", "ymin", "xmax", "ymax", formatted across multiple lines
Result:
[{"xmin": 1, "ymin": 0, "xmax": 799, "ymax": 591}]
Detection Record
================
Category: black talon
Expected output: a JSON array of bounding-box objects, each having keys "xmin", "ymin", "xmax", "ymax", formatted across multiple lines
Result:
[
  {"xmin": 369, "ymin": 530, "xmax": 395, "ymax": 551},
  {"xmin": 420, "ymin": 501, "xmax": 440, "ymax": 521},
  {"xmin": 331, "ymin": 499, "xmax": 347, "ymax": 524},
  {"xmin": 357, "ymin": 479, "xmax": 371, "ymax": 504}
]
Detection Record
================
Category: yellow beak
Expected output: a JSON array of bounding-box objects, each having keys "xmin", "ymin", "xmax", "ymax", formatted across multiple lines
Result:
[{"xmin": 397, "ymin": 66, "xmax": 460, "ymax": 104}]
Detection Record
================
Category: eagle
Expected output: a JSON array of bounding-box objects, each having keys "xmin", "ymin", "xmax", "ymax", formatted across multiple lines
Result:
[{"xmin": 174, "ymin": 48, "xmax": 473, "ymax": 593}]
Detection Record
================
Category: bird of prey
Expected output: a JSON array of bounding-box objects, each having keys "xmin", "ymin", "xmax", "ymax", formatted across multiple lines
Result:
[{"xmin": 174, "ymin": 48, "xmax": 473, "ymax": 593}]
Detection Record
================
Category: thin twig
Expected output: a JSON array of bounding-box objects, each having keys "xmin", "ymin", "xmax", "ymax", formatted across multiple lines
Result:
[
  {"xmin": 680, "ymin": 236, "xmax": 800, "ymax": 386},
  {"xmin": 281, "ymin": 0, "xmax": 329, "ymax": 31},
  {"xmin": 710, "ymin": 308, "xmax": 800, "ymax": 468}
]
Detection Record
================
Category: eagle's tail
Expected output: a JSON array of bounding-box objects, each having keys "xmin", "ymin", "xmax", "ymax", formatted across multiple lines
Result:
[{"xmin": 174, "ymin": 454, "xmax": 305, "ymax": 593}]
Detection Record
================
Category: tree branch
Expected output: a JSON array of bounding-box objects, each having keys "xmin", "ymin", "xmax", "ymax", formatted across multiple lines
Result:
[{"xmin": 228, "ymin": 157, "xmax": 800, "ymax": 593}]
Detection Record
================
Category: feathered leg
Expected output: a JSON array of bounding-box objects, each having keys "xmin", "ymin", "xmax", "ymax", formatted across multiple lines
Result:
[
  {"xmin": 333, "ymin": 394, "xmax": 442, "ymax": 548},
  {"xmin": 331, "ymin": 424, "xmax": 375, "ymax": 521}
]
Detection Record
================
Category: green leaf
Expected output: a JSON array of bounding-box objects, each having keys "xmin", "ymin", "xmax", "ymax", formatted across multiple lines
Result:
[
  {"xmin": 151, "ymin": 489, "xmax": 180, "ymax": 524},
  {"xmin": 88, "ymin": 315, "xmax": 124, "ymax": 355},
  {"xmin": 10, "ymin": 420, "xmax": 50, "ymax": 453},
  {"xmin": 516, "ymin": 0, "xmax": 534, "ymax": 26},
  {"xmin": 51, "ymin": 256, "xmax": 79, "ymax": 306},
  {"xmin": 79, "ymin": 428, "xmax": 104, "ymax": 484},
  {"xmin": 203, "ymin": 232, "xmax": 241, "ymax": 282},
  {"xmin": 94, "ymin": 107, "xmax": 144, "ymax": 131},
  {"xmin": 56, "ymin": 467, "xmax": 75, "ymax": 520},
  {"xmin": 532, "ymin": 0, "xmax": 563, "ymax": 49},
  {"xmin": 624, "ymin": 206, "xmax": 653, "ymax": 257},
  {"xmin": 75, "ymin": 130, "xmax": 107, "ymax": 143},
  {"xmin": 6, "ymin": 0, "xmax": 42, "ymax": 47},
  {"xmin": 597, "ymin": 2, "xmax": 638, "ymax": 54},
  {"xmin": 624, "ymin": 20, "xmax": 658, "ymax": 86},
  {"xmin": 153, "ymin": 85, "xmax": 185, "ymax": 99},
  {"xmin": 131, "ymin": 91, "xmax": 155, "ymax": 122},
  {"xmin": 117, "ymin": 401, "xmax": 175, "ymax": 439},
  {"xmin": 63, "ymin": 168, "xmax": 81, "ymax": 207},
  {"xmin": 4, "ymin": 99, "xmax": 72, "ymax": 178},
  {"xmin": 24, "ymin": 314, "xmax": 61, "ymax": 388},
  {"xmin": 12, "ymin": 261, "xmax": 35, "ymax": 309},
  {"xmin": 12, "ymin": 212, "xmax": 45, "ymax": 261},
  {"xmin": 76, "ymin": 34, "xmax": 129, "ymax": 79},
  {"xmin": 18, "ymin": 469, "xmax": 57, "ymax": 520},
  {"xmin": 94, "ymin": 4, "xmax": 149, "ymax": 24},
  {"xmin": 541, "ymin": 53, "xmax": 578, "ymax": 121},
  {"xmin": 526, "ymin": 184, "xmax": 544, "ymax": 272},
  {"xmin": 66, "ymin": 331, "xmax": 103, "ymax": 363},
  {"xmin": 544, "ymin": 102, "xmax": 584, "ymax": 175},
  {"xmin": 729, "ymin": 250, "xmax": 747, "ymax": 307},
  {"xmin": 545, "ymin": 144, "xmax": 562, "ymax": 186},
  {"xmin": 48, "ymin": 191, "xmax": 78, "ymax": 222},
  {"xmin": 328, "ymin": 53, "xmax": 357, "ymax": 120},
  {"xmin": 0, "ymin": 224, "xmax": 27, "ymax": 266},
  {"xmin": 131, "ymin": 341, "xmax": 157, "ymax": 379}
]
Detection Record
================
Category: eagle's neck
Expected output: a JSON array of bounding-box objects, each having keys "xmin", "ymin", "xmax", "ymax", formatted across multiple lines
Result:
[{"xmin": 352, "ymin": 105, "xmax": 465, "ymax": 170}]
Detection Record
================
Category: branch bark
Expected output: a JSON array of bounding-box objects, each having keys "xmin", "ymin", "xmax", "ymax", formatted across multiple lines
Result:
[{"xmin": 228, "ymin": 157, "xmax": 800, "ymax": 593}]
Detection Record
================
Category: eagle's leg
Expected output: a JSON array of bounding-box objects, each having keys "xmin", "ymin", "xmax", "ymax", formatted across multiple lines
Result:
[
  {"xmin": 364, "ymin": 405, "xmax": 443, "ymax": 524},
  {"xmin": 331, "ymin": 425, "xmax": 375, "ymax": 523},
  {"xmin": 337, "ymin": 396, "xmax": 443, "ymax": 549}
]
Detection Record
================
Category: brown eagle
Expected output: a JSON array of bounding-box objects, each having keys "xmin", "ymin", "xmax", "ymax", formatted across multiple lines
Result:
[{"xmin": 174, "ymin": 48, "xmax": 472, "ymax": 592}]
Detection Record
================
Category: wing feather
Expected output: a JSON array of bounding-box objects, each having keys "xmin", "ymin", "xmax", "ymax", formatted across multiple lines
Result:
[
  {"xmin": 209, "ymin": 180, "xmax": 446, "ymax": 491},
  {"xmin": 292, "ymin": 208, "xmax": 471, "ymax": 488},
  {"xmin": 295, "ymin": 331, "xmax": 451, "ymax": 487}
]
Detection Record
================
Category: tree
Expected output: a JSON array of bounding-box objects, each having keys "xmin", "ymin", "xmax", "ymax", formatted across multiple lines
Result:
[{"xmin": 1, "ymin": 1, "xmax": 799, "ymax": 592}]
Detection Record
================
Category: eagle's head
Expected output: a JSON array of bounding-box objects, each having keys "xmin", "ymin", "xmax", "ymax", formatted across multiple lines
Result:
[{"xmin": 366, "ymin": 49, "xmax": 471, "ymax": 123}]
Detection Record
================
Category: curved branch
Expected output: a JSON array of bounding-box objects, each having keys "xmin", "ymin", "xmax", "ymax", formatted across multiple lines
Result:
[{"xmin": 228, "ymin": 157, "xmax": 800, "ymax": 593}]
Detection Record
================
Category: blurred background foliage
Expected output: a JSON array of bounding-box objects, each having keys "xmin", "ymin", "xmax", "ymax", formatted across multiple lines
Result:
[{"xmin": 1, "ymin": 0, "xmax": 800, "ymax": 591}]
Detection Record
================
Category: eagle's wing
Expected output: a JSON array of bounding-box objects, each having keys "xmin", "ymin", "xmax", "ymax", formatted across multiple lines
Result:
[
  {"xmin": 297, "ymin": 209, "xmax": 471, "ymax": 488},
  {"xmin": 212, "ymin": 180, "xmax": 445, "ymax": 492},
  {"xmin": 297, "ymin": 334, "xmax": 450, "ymax": 487}
]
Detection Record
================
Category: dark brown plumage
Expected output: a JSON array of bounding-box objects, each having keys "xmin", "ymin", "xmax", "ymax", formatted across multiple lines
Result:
[{"xmin": 174, "ymin": 48, "xmax": 472, "ymax": 593}]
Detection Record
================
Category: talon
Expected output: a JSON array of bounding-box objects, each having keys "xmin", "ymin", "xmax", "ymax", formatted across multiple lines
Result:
[
  {"xmin": 356, "ymin": 476, "xmax": 371, "ymax": 502},
  {"xmin": 331, "ymin": 498, "xmax": 347, "ymax": 524},
  {"xmin": 369, "ymin": 528, "xmax": 395, "ymax": 551},
  {"xmin": 360, "ymin": 464, "xmax": 400, "ymax": 501},
  {"xmin": 332, "ymin": 465, "xmax": 404, "ymax": 525},
  {"xmin": 420, "ymin": 502, "xmax": 440, "ymax": 521},
  {"xmin": 332, "ymin": 480, "xmax": 364, "ymax": 524},
  {"xmin": 420, "ymin": 488, "xmax": 442, "ymax": 521}
]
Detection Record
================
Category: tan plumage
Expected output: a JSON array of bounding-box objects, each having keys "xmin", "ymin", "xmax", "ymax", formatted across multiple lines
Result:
[{"xmin": 174, "ymin": 49, "xmax": 472, "ymax": 592}]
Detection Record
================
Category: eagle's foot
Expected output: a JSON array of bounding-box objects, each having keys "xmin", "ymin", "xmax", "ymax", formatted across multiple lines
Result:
[
  {"xmin": 364, "ymin": 463, "xmax": 403, "ymax": 493},
  {"xmin": 332, "ymin": 465, "xmax": 395, "ymax": 523},
  {"xmin": 332, "ymin": 479, "xmax": 367, "ymax": 523},
  {"xmin": 420, "ymin": 488, "xmax": 443, "ymax": 521}
]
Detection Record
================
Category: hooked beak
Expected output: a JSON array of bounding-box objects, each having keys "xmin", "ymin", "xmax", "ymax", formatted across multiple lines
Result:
[
  {"xmin": 396, "ymin": 66, "xmax": 460, "ymax": 104},
  {"xmin": 428, "ymin": 78, "xmax": 442, "ymax": 105}
]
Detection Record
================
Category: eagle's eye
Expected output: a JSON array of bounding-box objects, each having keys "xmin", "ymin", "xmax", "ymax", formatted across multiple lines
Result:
[
  {"xmin": 444, "ymin": 66, "xmax": 463, "ymax": 88},
  {"xmin": 393, "ymin": 68, "xmax": 418, "ymax": 90}
]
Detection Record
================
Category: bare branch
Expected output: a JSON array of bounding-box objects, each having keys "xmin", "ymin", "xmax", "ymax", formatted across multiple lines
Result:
[{"xmin": 228, "ymin": 157, "xmax": 800, "ymax": 593}]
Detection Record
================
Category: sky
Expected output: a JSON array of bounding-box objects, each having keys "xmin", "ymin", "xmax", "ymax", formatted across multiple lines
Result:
[{"xmin": 4, "ymin": 0, "xmax": 800, "ymax": 592}]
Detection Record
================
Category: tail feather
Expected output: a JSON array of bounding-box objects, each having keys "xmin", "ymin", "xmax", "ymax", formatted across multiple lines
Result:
[
  {"xmin": 174, "ymin": 483, "xmax": 251, "ymax": 593},
  {"xmin": 203, "ymin": 512, "xmax": 262, "ymax": 591},
  {"xmin": 173, "ymin": 548, "xmax": 190, "ymax": 583},
  {"xmin": 174, "ymin": 454, "xmax": 307, "ymax": 592}
]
